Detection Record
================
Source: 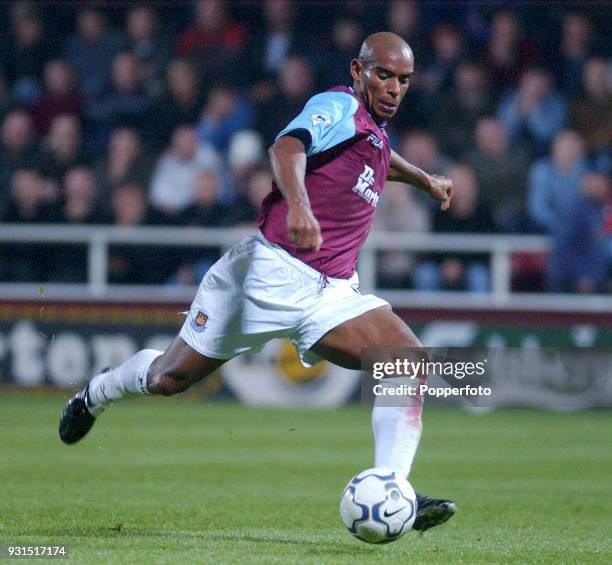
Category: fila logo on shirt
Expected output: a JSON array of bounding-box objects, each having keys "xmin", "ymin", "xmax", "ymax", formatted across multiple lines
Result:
[
  {"xmin": 367, "ymin": 133, "xmax": 384, "ymax": 149},
  {"xmin": 353, "ymin": 164, "xmax": 379, "ymax": 207}
]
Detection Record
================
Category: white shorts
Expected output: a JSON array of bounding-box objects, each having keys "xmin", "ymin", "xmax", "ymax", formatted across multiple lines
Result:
[{"xmin": 179, "ymin": 232, "xmax": 389, "ymax": 366}]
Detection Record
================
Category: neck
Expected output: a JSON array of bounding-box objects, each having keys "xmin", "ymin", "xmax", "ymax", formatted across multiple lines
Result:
[{"xmin": 351, "ymin": 83, "xmax": 386, "ymax": 125}]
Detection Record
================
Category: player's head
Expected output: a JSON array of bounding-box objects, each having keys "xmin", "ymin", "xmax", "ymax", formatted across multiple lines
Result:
[{"xmin": 351, "ymin": 32, "xmax": 414, "ymax": 121}]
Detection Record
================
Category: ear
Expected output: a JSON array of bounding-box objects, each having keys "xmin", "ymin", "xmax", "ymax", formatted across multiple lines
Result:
[{"xmin": 350, "ymin": 58, "xmax": 363, "ymax": 82}]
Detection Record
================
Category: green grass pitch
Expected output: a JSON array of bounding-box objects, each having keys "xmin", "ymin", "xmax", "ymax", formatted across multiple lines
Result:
[{"xmin": 1, "ymin": 394, "xmax": 610, "ymax": 564}]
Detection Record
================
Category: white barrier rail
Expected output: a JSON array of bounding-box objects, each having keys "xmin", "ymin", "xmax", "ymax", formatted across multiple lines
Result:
[{"xmin": 1, "ymin": 224, "xmax": 610, "ymax": 312}]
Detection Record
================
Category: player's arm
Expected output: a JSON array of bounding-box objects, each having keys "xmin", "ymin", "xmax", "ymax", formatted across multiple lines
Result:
[
  {"xmin": 388, "ymin": 148, "xmax": 453, "ymax": 211},
  {"xmin": 268, "ymin": 135, "xmax": 323, "ymax": 251}
]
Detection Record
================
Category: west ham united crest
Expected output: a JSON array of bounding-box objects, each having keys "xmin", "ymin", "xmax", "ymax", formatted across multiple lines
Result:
[{"xmin": 191, "ymin": 310, "xmax": 208, "ymax": 332}]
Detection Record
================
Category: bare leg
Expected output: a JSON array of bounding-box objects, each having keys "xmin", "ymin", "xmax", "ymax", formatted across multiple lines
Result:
[
  {"xmin": 310, "ymin": 306, "xmax": 422, "ymax": 367},
  {"xmin": 147, "ymin": 337, "xmax": 228, "ymax": 395},
  {"xmin": 310, "ymin": 306, "xmax": 424, "ymax": 478}
]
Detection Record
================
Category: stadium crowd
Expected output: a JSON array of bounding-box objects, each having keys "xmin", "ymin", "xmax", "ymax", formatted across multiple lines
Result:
[{"xmin": 0, "ymin": 1, "xmax": 610, "ymax": 292}]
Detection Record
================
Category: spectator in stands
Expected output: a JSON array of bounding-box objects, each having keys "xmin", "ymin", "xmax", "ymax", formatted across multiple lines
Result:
[
  {"xmin": 95, "ymin": 128, "xmax": 151, "ymax": 201},
  {"xmin": 107, "ymin": 181, "xmax": 171, "ymax": 284},
  {"xmin": 320, "ymin": 18, "xmax": 365, "ymax": 87},
  {"xmin": 179, "ymin": 170, "xmax": 232, "ymax": 227},
  {"xmin": 149, "ymin": 125, "xmax": 220, "ymax": 216},
  {"xmin": 414, "ymin": 165, "xmax": 495, "ymax": 292},
  {"xmin": 373, "ymin": 181, "xmax": 431, "ymax": 288},
  {"xmin": 63, "ymin": 7, "xmax": 125, "ymax": 99},
  {"xmin": 570, "ymin": 58, "xmax": 611, "ymax": 153},
  {"xmin": 484, "ymin": 11, "xmax": 540, "ymax": 95},
  {"xmin": 60, "ymin": 166, "xmax": 103, "ymax": 224},
  {"xmin": 553, "ymin": 13, "xmax": 595, "ymax": 97},
  {"xmin": 4, "ymin": 169, "xmax": 58, "ymax": 223},
  {"xmin": 125, "ymin": 5, "xmax": 170, "ymax": 98},
  {"xmin": 47, "ymin": 166, "xmax": 100, "ymax": 280},
  {"xmin": 175, "ymin": 0, "xmax": 247, "ymax": 83},
  {"xmin": 227, "ymin": 130, "xmax": 265, "ymax": 197},
  {"xmin": 250, "ymin": 0, "xmax": 297, "ymax": 79},
  {"xmin": 527, "ymin": 129, "xmax": 588, "ymax": 232},
  {"xmin": 0, "ymin": 111, "xmax": 39, "ymax": 189},
  {"xmin": 466, "ymin": 118, "xmax": 530, "ymax": 231},
  {"xmin": 434, "ymin": 61, "xmax": 494, "ymax": 158},
  {"xmin": 232, "ymin": 167, "xmax": 274, "ymax": 226},
  {"xmin": 110, "ymin": 180, "xmax": 163, "ymax": 227},
  {"xmin": 37, "ymin": 114, "xmax": 87, "ymax": 182},
  {"xmin": 422, "ymin": 25, "xmax": 465, "ymax": 98},
  {"xmin": 497, "ymin": 68, "xmax": 567, "ymax": 157},
  {"xmin": 31, "ymin": 60, "xmax": 83, "ymax": 136},
  {"xmin": 399, "ymin": 131, "xmax": 450, "ymax": 179},
  {"xmin": 4, "ymin": 2, "xmax": 50, "ymax": 106},
  {"xmin": 196, "ymin": 85, "xmax": 255, "ymax": 154},
  {"xmin": 256, "ymin": 55, "xmax": 316, "ymax": 146},
  {"xmin": 2, "ymin": 169, "xmax": 57, "ymax": 281},
  {"xmin": 547, "ymin": 172, "xmax": 610, "ymax": 293},
  {"xmin": 152, "ymin": 59, "xmax": 204, "ymax": 151},
  {"xmin": 83, "ymin": 51, "xmax": 155, "ymax": 152},
  {"xmin": 386, "ymin": 1, "xmax": 423, "ymax": 55}
]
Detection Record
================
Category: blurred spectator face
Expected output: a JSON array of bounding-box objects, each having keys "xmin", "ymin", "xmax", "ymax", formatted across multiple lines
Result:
[
  {"xmin": 279, "ymin": 57, "xmax": 313, "ymax": 99},
  {"xmin": 582, "ymin": 58, "xmax": 610, "ymax": 98},
  {"xmin": 400, "ymin": 132, "xmax": 438, "ymax": 171},
  {"xmin": 112, "ymin": 53, "xmax": 141, "ymax": 93},
  {"xmin": 447, "ymin": 165, "xmax": 478, "ymax": 217},
  {"xmin": 48, "ymin": 114, "xmax": 81, "ymax": 157},
  {"xmin": 109, "ymin": 128, "xmax": 140, "ymax": 162},
  {"xmin": 171, "ymin": 126, "xmax": 199, "ymax": 160},
  {"xmin": 388, "ymin": 1, "xmax": 418, "ymax": 36},
  {"xmin": 432, "ymin": 26, "xmax": 462, "ymax": 61},
  {"xmin": 77, "ymin": 9, "xmax": 105, "ymax": 42},
  {"xmin": 455, "ymin": 62, "xmax": 487, "ymax": 94},
  {"xmin": 112, "ymin": 183, "xmax": 147, "ymax": 226},
  {"xmin": 551, "ymin": 130, "xmax": 585, "ymax": 170},
  {"xmin": 1, "ymin": 111, "xmax": 33, "ymax": 152},
  {"xmin": 204, "ymin": 86, "xmax": 237, "ymax": 120},
  {"xmin": 490, "ymin": 12, "xmax": 519, "ymax": 46},
  {"xmin": 11, "ymin": 169, "xmax": 44, "ymax": 210},
  {"xmin": 247, "ymin": 170, "xmax": 273, "ymax": 208},
  {"xmin": 13, "ymin": 14, "xmax": 42, "ymax": 47},
  {"xmin": 332, "ymin": 19, "xmax": 363, "ymax": 51},
  {"xmin": 43, "ymin": 60, "xmax": 76, "ymax": 97},
  {"xmin": 581, "ymin": 172, "xmax": 609, "ymax": 204},
  {"xmin": 127, "ymin": 6, "xmax": 156, "ymax": 41},
  {"xmin": 264, "ymin": 0, "xmax": 293, "ymax": 29},
  {"xmin": 519, "ymin": 69, "xmax": 551, "ymax": 104},
  {"xmin": 475, "ymin": 118, "xmax": 508, "ymax": 156},
  {"xmin": 195, "ymin": 0, "xmax": 225, "ymax": 31},
  {"xmin": 194, "ymin": 170, "xmax": 220, "ymax": 207},
  {"xmin": 562, "ymin": 13, "xmax": 591, "ymax": 52},
  {"xmin": 167, "ymin": 60, "xmax": 197, "ymax": 101},
  {"xmin": 65, "ymin": 167, "xmax": 97, "ymax": 202}
]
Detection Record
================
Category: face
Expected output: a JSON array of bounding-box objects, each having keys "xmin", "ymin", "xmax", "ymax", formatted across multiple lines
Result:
[{"xmin": 351, "ymin": 46, "xmax": 414, "ymax": 120}]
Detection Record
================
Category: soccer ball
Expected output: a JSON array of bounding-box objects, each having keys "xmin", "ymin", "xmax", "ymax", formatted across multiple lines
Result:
[{"xmin": 339, "ymin": 467, "xmax": 416, "ymax": 544}]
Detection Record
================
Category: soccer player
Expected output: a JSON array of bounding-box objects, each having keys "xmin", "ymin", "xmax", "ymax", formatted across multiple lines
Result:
[{"xmin": 60, "ymin": 32, "xmax": 456, "ymax": 531}]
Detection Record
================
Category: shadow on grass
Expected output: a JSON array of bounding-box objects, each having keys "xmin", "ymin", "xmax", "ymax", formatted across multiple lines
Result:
[{"xmin": 28, "ymin": 526, "xmax": 384, "ymax": 556}]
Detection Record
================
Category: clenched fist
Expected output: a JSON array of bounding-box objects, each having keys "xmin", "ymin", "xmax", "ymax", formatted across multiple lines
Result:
[{"xmin": 287, "ymin": 204, "xmax": 323, "ymax": 251}]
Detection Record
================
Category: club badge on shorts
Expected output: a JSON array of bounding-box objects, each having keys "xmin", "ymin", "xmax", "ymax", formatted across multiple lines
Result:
[{"xmin": 191, "ymin": 310, "xmax": 208, "ymax": 332}]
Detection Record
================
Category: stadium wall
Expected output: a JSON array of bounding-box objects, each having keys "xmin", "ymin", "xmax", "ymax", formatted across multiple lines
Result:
[{"xmin": 1, "ymin": 300, "xmax": 611, "ymax": 408}]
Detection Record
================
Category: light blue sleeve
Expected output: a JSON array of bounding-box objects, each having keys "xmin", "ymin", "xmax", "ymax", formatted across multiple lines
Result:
[{"xmin": 275, "ymin": 91, "xmax": 359, "ymax": 157}]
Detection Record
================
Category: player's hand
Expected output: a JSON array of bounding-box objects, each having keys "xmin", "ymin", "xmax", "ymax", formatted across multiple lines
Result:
[
  {"xmin": 425, "ymin": 174, "xmax": 453, "ymax": 211},
  {"xmin": 287, "ymin": 204, "xmax": 323, "ymax": 251}
]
